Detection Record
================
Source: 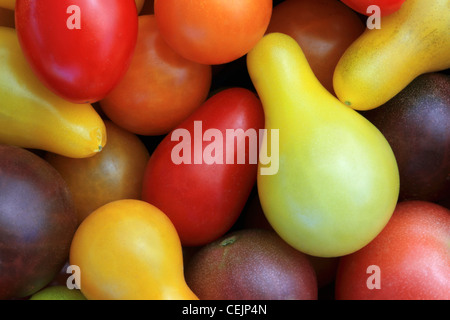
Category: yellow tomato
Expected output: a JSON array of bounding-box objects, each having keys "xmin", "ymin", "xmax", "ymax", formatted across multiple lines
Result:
[{"xmin": 70, "ymin": 199, "xmax": 198, "ymax": 300}]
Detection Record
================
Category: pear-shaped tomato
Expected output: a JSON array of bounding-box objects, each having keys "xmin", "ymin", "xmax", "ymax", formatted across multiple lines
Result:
[
  {"xmin": 142, "ymin": 88, "xmax": 265, "ymax": 246},
  {"xmin": 70, "ymin": 199, "xmax": 197, "ymax": 300}
]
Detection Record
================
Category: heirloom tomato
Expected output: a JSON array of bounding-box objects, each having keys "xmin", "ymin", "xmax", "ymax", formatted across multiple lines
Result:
[
  {"xmin": 142, "ymin": 88, "xmax": 265, "ymax": 246},
  {"xmin": 154, "ymin": 0, "xmax": 272, "ymax": 65},
  {"xmin": 15, "ymin": 0, "xmax": 138, "ymax": 103},
  {"xmin": 100, "ymin": 15, "xmax": 211, "ymax": 136}
]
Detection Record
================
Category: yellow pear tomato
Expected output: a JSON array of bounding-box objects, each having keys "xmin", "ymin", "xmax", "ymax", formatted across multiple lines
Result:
[{"xmin": 70, "ymin": 199, "xmax": 198, "ymax": 300}]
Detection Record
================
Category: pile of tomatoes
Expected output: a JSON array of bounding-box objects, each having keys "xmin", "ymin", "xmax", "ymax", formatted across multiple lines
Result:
[{"xmin": 0, "ymin": 0, "xmax": 449, "ymax": 301}]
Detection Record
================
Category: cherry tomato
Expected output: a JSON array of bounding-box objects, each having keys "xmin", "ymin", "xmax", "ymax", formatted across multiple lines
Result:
[
  {"xmin": 154, "ymin": 0, "xmax": 273, "ymax": 65},
  {"xmin": 45, "ymin": 120, "xmax": 150, "ymax": 223},
  {"xmin": 100, "ymin": 15, "xmax": 211, "ymax": 136},
  {"xmin": 266, "ymin": 0, "xmax": 365, "ymax": 95},
  {"xmin": 15, "ymin": 0, "xmax": 138, "ymax": 103},
  {"xmin": 341, "ymin": 0, "xmax": 406, "ymax": 17},
  {"xmin": 70, "ymin": 199, "xmax": 198, "ymax": 300},
  {"xmin": 142, "ymin": 88, "xmax": 265, "ymax": 246},
  {"xmin": 335, "ymin": 201, "xmax": 450, "ymax": 300}
]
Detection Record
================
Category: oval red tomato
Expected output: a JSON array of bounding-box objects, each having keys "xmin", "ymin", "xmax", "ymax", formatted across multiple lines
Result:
[
  {"xmin": 340, "ymin": 0, "xmax": 406, "ymax": 17},
  {"xmin": 15, "ymin": 0, "xmax": 138, "ymax": 103},
  {"xmin": 142, "ymin": 88, "xmax": 265, "ymax": 246},
  {"xmin": 335, "ymin": 201, "xmax": 450, "ymax": 300},
  {"xmin": 154, "ymin": 0, "xmax": 272, "ymax": 65}
]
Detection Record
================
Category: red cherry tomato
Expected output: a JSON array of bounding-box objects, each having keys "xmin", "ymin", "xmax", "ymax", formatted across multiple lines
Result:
[
  {"xmin": 154, "ymin": 0, "xmax": 272, "ymax": 65},
  {"xmin": 335, "ymin": 201, "xmax": 450, "ymax": 300},
  {"xmin": 340, "ymin": 0, "xmax": 406, "ymax": 17},
  {"xmin": 142, "ymin": 88, "xmax": 265, "ymax": 246},
  {"xmin": 15, "ymin": 0, "xmax": 138, "ymax": 103}
]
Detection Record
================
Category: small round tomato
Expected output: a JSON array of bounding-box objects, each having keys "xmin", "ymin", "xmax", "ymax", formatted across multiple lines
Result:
[
  {"xmin": 70, "ymin": 199, "xmax": 198, "ymax": 300},
  {"xmin": 15, "ymin": 0, "xmax": 138, "ymax": 103},
  {"xmin": 335, "ymin": 201, "xmax": 450, "ymax": 300},
  {"xmin": 100, "ymin": 15, "xmax": 211, "ymax": 136},
  {"xmin": 341, "ymin": 0, "xmax": 406, "ymax": 17},
  {"xmin": 45, "ymin": 120, "xmax": 150, "ymax": 223},
  {"xmin": 266, "ymin": 0, "xmax": 365, "ymax": 95},
  {"xmin": 154, "ymin": 0, "xmax": 273, "ymax": 65}
]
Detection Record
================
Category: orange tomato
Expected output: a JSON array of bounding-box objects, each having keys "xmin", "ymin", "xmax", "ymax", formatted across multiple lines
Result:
[
  {"xmin": 70, "ymin": 199, "xmax": 198, "ymax": 300},
  {"xmin": 45, "ymin": 120, "xmax": 150, "ymax": 223},
  {"xmin": 154, "ymin": 0, "xmax": 273, "ymax": 65},
  {"xmin": 100, "ymin": 15, "xmax": 211, "ymax": 136}
]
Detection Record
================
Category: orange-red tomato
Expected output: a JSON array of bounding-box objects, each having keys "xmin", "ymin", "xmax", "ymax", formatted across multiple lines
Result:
[
  {"xmin": 336, "ymin": 201, "xmax": 450, "ymax": 300},
  {"xmin": 100, "ymin": 15, "xmax": 212, "ymax": 136},
  {"xmin": 266, "ymin": 0, "xmax": 365, "ymax": 95},
  {"xmin": 70, "ymin": 199, "xmax": 198, "ymax": 300},
  {"xmin": 154, "ymin": 0, "xmax": 273, "ymax": 65},
  {"xmin": 45, "ymin": 120, "xmax": 150, "ymax": 223}
]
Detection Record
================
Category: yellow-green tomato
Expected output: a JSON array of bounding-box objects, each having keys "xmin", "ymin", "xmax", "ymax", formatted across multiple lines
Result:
[{"xmin": 247, "ymin": 33, "xmax": 400, "ymax": 258}]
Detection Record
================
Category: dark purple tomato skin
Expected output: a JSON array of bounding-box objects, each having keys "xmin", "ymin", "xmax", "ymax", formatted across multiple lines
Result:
[
  {"xmin": 362, "ymin": 73, "xmax": 450, "ymax": 202},
  {"xmin": 0, "ymin": 145, "xmax": 77, "ymax": 299}
]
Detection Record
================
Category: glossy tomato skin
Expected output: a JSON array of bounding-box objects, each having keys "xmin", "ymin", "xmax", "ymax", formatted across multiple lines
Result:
[
  {"xmin": 142, "ymin": 88, "xmax": 265, "ymax": 246},
  {"xmin": 100, "ymin": 15, "xmax": 211, "ymax": 136},
  {"xmin": 335, "ymin": 201, "xmax": 450, "ymax": 300},
  {"xmin": 15, "ymin": 0, "xmax": 138, "ymax": 103},
  {"xmin": 154, "ymin": 0, "xmax": 272, "ymax": 65},
  {"xmin": 341, "ymin": 0, "xmax": 406, "ymax": 17},
  {"xmin": 266, "ymin": 0, "xmax": 365, "ymax": 95}
]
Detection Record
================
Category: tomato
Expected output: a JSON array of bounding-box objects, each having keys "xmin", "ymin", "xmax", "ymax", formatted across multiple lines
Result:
[
  {"xmin": 142, "ymin": 88, "xmax": 265, "ymax": 246},
  {"xmin": 154, "ymin": 0, "xmax": 272, "ymax": 65},
  {"xmin": 266, "ymin": 0, "xmax": 365, "ymax": 95},
  {"xmin": 335, "ymin": 201, "xmax": 450, "ymax": 300},
  {"xmin": 45, "ymin": 120, "xmax": 150, "ymax": 223},
  {"xmin": 341, "ymin": 0, "xmax": 406, "ymax": 17},
  {"xmin": 15, "ymin": 0, "xmax": 138, "ymax": 103},
  {"xmin": 100, "ymin": 15, "xmax": 211, "ymax": 136},
  {"xmin": 70, "ymin": 199, "xmax": 198, "ymax": 300}
]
